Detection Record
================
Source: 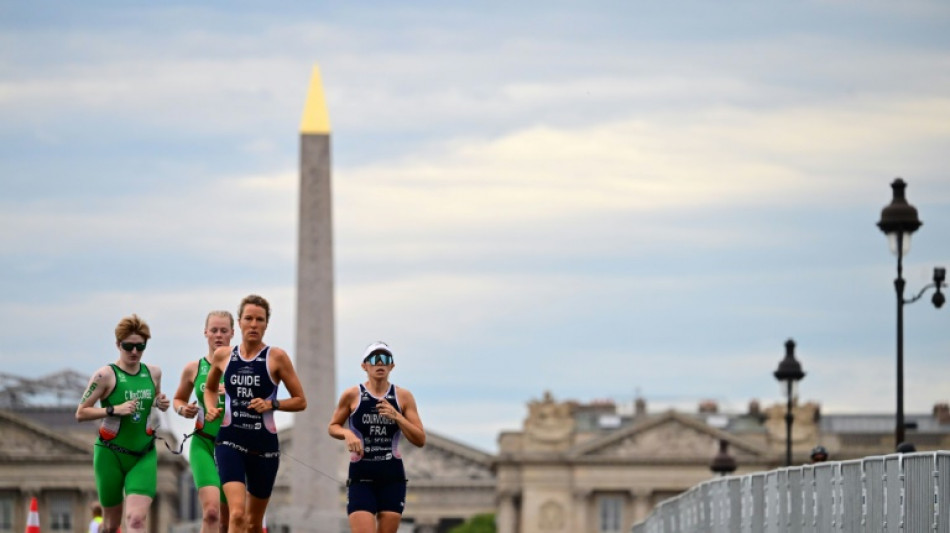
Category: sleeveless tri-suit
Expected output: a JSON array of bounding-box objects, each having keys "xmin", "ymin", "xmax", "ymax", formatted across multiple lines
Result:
[
  {"xmin": 214, "ymin": 345, "xmax": 280, "ymax": 498},
  {"xmin": 94, "ymin": 363, "xmax": 158, "ymax": 506},
  {"xmin": 190, "ymin": 356, "xmax": 226, "ymax": 496},
  {"xmin": 346, "ymin": 383, "xmax": 407, "ymax": 515}
]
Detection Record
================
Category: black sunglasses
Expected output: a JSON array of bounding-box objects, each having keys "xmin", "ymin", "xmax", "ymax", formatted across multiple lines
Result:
[
  {"xmin": 363, "ymin": 352, "xmax": 393, "ymax": 365},
  {"xmin": 120, "ymin": 342, "xmax": 147, "ymax": 353}
]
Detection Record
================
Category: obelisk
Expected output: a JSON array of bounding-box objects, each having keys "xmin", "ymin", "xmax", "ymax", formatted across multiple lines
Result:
[{"xmin": 291, "ymin": 64, "xmax": 342, "ymax": 530}]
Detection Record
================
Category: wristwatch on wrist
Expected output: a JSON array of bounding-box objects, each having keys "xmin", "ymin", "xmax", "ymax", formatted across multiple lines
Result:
[
  {"xmin": 106, "ymin": 405, "xmax": 115, "ymax": 416},
  {"xmin": 272, "ymin": 398, "xmax": 281, "ymax": 411}
]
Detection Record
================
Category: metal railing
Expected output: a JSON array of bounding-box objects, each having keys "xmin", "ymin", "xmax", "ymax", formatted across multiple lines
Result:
[{"xmin": 632, "ymin": 451, "xmax": 949, "ymax": 533}]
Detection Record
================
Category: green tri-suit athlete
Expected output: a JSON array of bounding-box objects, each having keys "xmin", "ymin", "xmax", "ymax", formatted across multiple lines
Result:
[
  {"xmin": 76, "ymin": 314, "xmax": 170, "ymax": 533},
  {"xmin": 172, "ymin": 310, "xmax": 235, "ymax": 533},
  {"xmin": 192, "ymin": 358, "xmax": 227, "ymax": 483},
  {"xmin": 96, "ymin": 363, "xmax": 158, "ymax": 501}
]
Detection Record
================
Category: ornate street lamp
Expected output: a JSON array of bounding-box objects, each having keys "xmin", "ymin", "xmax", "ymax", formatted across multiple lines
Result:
[
  {"xmin": 877, "ymin": 178, "xmax": 945, "ymax": 447},
  {"xmin": 774, "ymin": 339, "xmax": 804, "ymax": 467},
  {"xmin": 710, "ymin": 439, "xmax": 737, "ymax": 476}
]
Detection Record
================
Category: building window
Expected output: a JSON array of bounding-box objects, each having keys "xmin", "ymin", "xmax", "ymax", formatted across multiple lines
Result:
[
  {"xmin": 0, "ymin": 495, "xmax": 13, "ymax": 533},
  {"xmin": 48, "ymin": 494, "xmax": 73, "ymax": 532},
  {"xmin": 598, "ymin": 495, "xmax": 623, "ymax": 533}
]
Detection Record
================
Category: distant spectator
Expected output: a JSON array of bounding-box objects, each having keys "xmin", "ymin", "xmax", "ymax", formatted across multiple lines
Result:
[
  {"xmin": 896, "ymin": 441, "xmax": 917, "ymax": 453},
  {"xmin": 89, "ymin": 504, "xmax": 103, "ymax": 533},
  {"xmin": 810, "ymin": 445, "xmax": 829, "ymax": 463}
]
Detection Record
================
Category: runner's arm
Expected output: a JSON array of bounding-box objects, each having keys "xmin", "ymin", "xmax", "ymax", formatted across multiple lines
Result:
[
  {"xmin": 149, "ymin": 364, "xmax": 171, "ymax": 411},
  {"xmin": 75, "ymin": 366, "xmax": 116, "ymax": 422},
  {"xmin": 172, "ymin": 360, "xmax": 200, "ymax": 418},
  {"xmin": 271, "ymin": 347, "xmax": 307, "ymax": 412},
  {"xmin": 203, "ymin": 346, "xmax": 229, "ymax": 421},
  {"xmin": 393, "ymin": 388, "xmax": 426, "ymax": 447}
]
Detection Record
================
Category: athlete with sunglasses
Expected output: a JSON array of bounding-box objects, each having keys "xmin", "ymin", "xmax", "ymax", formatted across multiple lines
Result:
[
  {"xmin": 328, "ymin": 341, "xmax": 426, "ymax": 533},
  {"xmin": 76, "ymin": 314, "xmax": 171, "ymax": 533},
  {"xmin": 172, "ymin": 310, "xmax": 235, "ymax": 533}
]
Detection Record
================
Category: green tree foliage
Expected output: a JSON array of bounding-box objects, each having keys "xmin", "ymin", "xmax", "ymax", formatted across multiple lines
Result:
[{"xmin": 448, "ymin": 513, "xmax": 496, "ymax": 533}]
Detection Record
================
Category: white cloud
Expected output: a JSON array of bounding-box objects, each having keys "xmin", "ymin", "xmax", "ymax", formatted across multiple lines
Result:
[
  {"xmin": 0, "ymin": 284, "xmax": 296, "ymax": 379},
  {"xmin": 13, "ymin": 90, "xmax": 947, "ymax": 269},
  {"xmin": 0, "ymin": 171, "xmax": 297, "ymax": 260},
  {"xmin": 422, "ymin": 399, "xmax": 525, "ymax": 453},
  {"xmin": 3, "ymin": 1, "xmax": 950, "ymax": 455},
  {"xmin": 806, "ymin": 343, "xmax": 950, "ymax": 415},
  {"xmin": 336, "ymin": 98, "xmax": 950, "ymax": 242}
]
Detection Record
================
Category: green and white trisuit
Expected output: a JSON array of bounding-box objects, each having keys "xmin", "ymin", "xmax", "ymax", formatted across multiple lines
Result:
[
  {"xmin": 190, "ymin": 356, "xmax": 227, "ymax": 500},
  {"xmin": 94, "ymin": 363, "xmax": 158, "ymax": 507}
]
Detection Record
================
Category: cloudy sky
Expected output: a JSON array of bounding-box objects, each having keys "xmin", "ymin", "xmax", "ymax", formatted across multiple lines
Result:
[{"xmin": 2, "ymin": 1, "xmax": 949, "ymax": 453}]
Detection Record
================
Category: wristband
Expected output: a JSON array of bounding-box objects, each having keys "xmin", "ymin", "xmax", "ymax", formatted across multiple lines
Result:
[
  {"xmin": 176, "ymin": 405, "xmax": 184, "ymax": 416},
  {"xmin": 106, "ymin": 405, "xmax": 114, "ymax": 416},
  {"xmin": 272, "ymin": 398, "xmax": 281, "ymax": 411}
]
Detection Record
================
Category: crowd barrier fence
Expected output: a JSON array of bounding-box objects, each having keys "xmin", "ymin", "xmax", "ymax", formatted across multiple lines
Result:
[{"xmin": 631, "ymin": 451, "xmax": 949, "ymax": 533}]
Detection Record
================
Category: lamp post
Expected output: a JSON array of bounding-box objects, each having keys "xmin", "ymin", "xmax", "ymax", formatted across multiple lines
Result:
[
  {"xmin": 876, "ymin": 178, "xmax": 945, "ymax": 447},
  {"xmin": 774, "ymin": 339, "xmax": 805, "ymax": 467},
  {"xmin": 710, "ymin": 439, "xmax": 737, "ymax": 477}
]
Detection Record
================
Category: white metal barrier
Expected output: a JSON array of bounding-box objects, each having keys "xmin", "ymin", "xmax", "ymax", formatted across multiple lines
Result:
[{"xmin": 632, "ymin": 451, "xmax": 949, "ymax": 533}]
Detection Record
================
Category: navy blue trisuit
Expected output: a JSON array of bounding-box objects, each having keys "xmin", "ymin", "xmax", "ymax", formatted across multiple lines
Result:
[
  {"xmin": 347, "ymin": 383, "xmax": 407, "ymax": 515},
  {"xmin": 215, "ymin": 345, "xmax": 280, "ymax": 499}
]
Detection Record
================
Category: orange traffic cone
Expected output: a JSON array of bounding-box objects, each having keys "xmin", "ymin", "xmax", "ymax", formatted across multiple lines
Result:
[{"xmin": 25, "ymin": 497, "xmax": 39, "ymax": 533}]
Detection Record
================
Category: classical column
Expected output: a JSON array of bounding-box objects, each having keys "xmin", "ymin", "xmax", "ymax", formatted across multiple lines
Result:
[
  {"xmin": 289, "ymin": 64, "xmax": 343, "ymax": 530},
  {"xmin": 631, "ymin": 489, "xmax": 652, "ymax": 525},
  {"xmin": 496, "ymin": 491, "xmax": 519, "ymax": 533},
  {"xmin": 572, "ymin": 489, "xmax": 591, "ymax": 533}
]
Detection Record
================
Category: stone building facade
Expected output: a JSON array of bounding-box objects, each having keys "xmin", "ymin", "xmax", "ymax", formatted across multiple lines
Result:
[
  {"xmin": 0, "ymin": 405, "xmax": 186, "ymax": 533},
  {"xmin": 493, "ymin": 391, "xmax": 950, "ymax": 533},
  {"xmin": 4, "ymin": 372, "xmax": 948, "ymax": 533},
  {"xmin": 264, "ymin": 429, "xmax": 497, "ymax": 533},
  {"xmin": 1, "ymin": 371, "xmax": 498, "ymax": 533}
]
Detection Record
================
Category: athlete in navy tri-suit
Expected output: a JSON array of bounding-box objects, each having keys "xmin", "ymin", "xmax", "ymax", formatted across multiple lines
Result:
[
  {"xmin": 205, "ymin": 294, "xmax": 307, "ymax": 533},
  {"xmin": 328, "ymin": 341, "xmax": 426, "ymax": 533}
]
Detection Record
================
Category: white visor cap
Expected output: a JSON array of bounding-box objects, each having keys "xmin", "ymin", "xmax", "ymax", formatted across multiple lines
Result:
[{"xmin": 362, "ymin": 341, "xmax": 393, "ymax": 363}]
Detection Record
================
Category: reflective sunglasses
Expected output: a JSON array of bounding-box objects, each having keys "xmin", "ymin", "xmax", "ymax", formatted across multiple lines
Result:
[
  {"xmin": 120, "ymin": 342, "xmax": 147, "ymax": 353},
  {"xmin": 363, "ymin": 352, "xmax": 393, "ymax": 365}
]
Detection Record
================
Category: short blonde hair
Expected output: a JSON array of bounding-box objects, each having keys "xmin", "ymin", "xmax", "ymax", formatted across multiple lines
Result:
[
  {"xmin": 115, "ymin": 314, "xmax": 151, "ymax": 342},
  {"xmin": 205, "ymin": 310, "xmax": 235, "ymax": 329}
]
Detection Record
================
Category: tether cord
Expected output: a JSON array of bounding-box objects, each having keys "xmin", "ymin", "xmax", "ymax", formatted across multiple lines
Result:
[
  {"xmin": 158, "ymin": 432, "xmax": 194, "ymax": 455},
  {"xmin": 281, "ymin": 451, "xmax": 345, "ymax": 484},
  {"xmin": 158, "ymin": 433, "xmax": 345, "ymax": 485}
]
